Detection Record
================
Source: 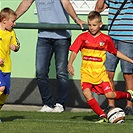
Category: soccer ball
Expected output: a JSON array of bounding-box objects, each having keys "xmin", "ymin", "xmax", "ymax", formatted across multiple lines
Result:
[{"xmin": 107, "ymin": 107, "xmax": 125, "ymax": 123}]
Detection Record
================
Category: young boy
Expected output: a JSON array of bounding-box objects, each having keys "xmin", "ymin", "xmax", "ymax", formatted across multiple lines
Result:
[
  {"xmin": 68, "ymin": 11, "xmax": 133, "ymax": 123},
  {"xmin": 0, "ymin": 7, "xmax": 20, "ymax": 122}
]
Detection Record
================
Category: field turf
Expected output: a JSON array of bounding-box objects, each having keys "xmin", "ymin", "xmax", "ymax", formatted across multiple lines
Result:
[{"xmin": 0, "ymin": 110, "xmax": 133, "ymax": 133}]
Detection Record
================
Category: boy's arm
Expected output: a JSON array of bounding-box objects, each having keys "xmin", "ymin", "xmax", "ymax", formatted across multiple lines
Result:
[
  {"xmin": 10, "ymin": 30, "xmax": 20, "ymax": 52},
  {"xmin": 68, "ymin": 51, "xmax": 77, "ymax": 76},
  {"xmin": 95, "ymin": 0, "xmax": 108, "ymax": 12},
  {"xmin": 116, "ymin": 51, "xmax": 133, "ymax": 64}
]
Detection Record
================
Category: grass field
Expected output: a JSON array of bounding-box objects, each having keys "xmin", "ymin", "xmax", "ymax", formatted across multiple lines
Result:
[{"xmin": 0, "ymin": 110, "xmax": 133, "ymax": 133}]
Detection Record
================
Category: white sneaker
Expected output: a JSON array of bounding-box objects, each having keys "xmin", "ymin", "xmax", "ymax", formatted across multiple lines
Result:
[
  {"xmin": 52, "ymin": 103, "xmax": 64, "ymax": 113},
  {"xmin": 0, "ymin": 119, "xmax": 2, "ymax": 123},
  {"xmin": 38, "ymin": 105, "xmax": 54, "ymax": 112}
]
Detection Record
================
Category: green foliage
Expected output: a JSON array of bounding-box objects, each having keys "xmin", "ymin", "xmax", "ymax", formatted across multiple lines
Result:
[{"xmin": 0, "ymin": 111, "xmax": 133, "ymax": 133}]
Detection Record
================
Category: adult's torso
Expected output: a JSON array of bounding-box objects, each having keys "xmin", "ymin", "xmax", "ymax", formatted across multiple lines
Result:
[
  {"xmin": 105, "ymin": 0, "xmax": 133, "ymax": 43},
  {"xmin": 35, "ymin": 0, "xmax": 71, "ymax": 39}
]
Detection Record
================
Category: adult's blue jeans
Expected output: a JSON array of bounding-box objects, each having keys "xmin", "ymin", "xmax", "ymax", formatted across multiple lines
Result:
[{"xmin": 36, "ymin": 37, "xmax": 71, "ymax": 107}]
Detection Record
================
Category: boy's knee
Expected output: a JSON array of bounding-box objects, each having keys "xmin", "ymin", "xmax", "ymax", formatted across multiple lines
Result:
[
  {"xmin": 82, "ymin": 88, "xmax": 93, "ymax": 100},
  {"xmin": 105, "ymin": 92, "xmax": 116, "ymax": 99},
  {"xmin": 0, "ymin": 86, "xmax": 5, "ymax": 93}
]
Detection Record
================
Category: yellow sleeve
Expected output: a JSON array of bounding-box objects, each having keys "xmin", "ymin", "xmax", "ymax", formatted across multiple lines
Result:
[
  {"xmin": 0, "ymin": 49, "xmax": 5, "ymax": 60},
  {"xmin": 10, "ymin": 30, "xmax": 20, "ymax": 46},
  {"xmin": 0, "ymin": 40, "xmax": 5, "ymax": 60}
]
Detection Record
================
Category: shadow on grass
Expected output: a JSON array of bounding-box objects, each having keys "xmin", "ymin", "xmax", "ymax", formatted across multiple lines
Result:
[
  {"xmin": 83, "ymin": 115, "xmax": 98, "ymax": 121},
  {"xmin": 1, "ymin": 116, "xmax": 25, "ymax": 122},
  {"xmin": 70, "ymin": 114, "xmax": 97, "ymax": 121}
]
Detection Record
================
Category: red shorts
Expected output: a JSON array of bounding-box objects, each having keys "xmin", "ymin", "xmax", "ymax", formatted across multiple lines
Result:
[{"xmin": 82, "ymin": 82, "xmax": 113, "ymax": 95}]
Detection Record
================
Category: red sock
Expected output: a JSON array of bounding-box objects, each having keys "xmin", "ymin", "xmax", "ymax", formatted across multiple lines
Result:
[
  {"xmin": 87, "ymin": 98, "xmax": 106, "ymax": 117},
  {"xmin": 115, "ymin": 91, "xmax": 130, "ymax": 99}
]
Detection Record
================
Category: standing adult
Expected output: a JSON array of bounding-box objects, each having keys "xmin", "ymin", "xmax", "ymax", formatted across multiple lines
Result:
[
  {"xmin": 16, "ymin": 0, "xmax": 86, "ymax": 112},
  {"xmin": 95, "ymin": 0, "xmax": 133, "ymax": 115}
]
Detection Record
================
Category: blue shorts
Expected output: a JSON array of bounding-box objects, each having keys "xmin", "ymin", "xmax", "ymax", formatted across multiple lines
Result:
[
  {"xmin": 105, "ymin": 40, "xmax": 133, "ymax": 73},
  {"xmin": 0, "ymin": 71, "xmax": 11, "ymax": 94}
]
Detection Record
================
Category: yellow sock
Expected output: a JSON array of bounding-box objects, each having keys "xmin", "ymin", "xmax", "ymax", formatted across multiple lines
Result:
[
  {"xmin": 0, "ymin": 94, "xmax": 7, "ymax": 109},
  {"xmin": 0, "ymin": 91, "xmax": 3, "ymax": 96}
]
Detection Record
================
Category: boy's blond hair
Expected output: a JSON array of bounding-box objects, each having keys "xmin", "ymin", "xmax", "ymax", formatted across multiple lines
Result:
[
  {"xmin": 88, "ymin": 11, "xmax": 102, "ymax": 22},
  {"xmin": 0, "ymin": 7, "xmax": 17, "ymax": 22}
]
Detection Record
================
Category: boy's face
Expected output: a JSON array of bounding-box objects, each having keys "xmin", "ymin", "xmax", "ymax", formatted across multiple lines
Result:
[
  {"xmin": 88, "ymin": 18, "xmax": 102, "ymax": 36},
  {"xmin": 4, "ymin": 15, "xmax": 16, "ymax": 31}
]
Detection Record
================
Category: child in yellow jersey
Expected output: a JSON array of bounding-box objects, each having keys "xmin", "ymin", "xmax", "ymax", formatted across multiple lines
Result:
[
  {"xmin": 68, "ymin": 11, "xmax": 133, "ymax": 123},
  {"xmin": 0, "ymin": 7, "xmax": 20, "ymax": 122}
]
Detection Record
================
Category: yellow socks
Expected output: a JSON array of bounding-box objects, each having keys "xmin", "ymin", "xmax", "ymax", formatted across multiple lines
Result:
[
  {"xmin": 0, "ymin": 93, "xmax": 7, "ymax": 109},
  {"xmin": 0, "ymin": 92, "xmax": 3, "ymax": 95}
]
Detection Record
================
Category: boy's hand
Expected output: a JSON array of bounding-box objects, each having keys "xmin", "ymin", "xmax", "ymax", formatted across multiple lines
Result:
[
  {"xmin": 68, "ymin": 64, "xmax": 74, "ymax": 76},
  {"xmin": 10, "ymin": 44, "xmax": 16, "ymax": 51},
  {"xmin": 0, "ymin": 58, "xmax": 4, "ymax": 65},
  {"xmin": 10, "ymin": 44, "xmax": 20, "ymax": 52}
]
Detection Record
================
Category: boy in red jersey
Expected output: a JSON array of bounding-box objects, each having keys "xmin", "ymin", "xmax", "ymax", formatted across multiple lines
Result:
[
  {"xmin": 0, "ymin": 7, "xmax": 20, "ymax": 122},
  {"xmin": 68, "ymin": 11, "xmax": 133, "ymax": 123}
]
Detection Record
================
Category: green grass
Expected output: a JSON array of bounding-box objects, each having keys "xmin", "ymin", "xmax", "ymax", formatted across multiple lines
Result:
[{"xmin": 0, "ymin": 110, "xmax": 133, "ymax": 133}]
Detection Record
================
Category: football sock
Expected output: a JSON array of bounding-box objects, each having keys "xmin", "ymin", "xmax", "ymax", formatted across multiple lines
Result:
[
  {"xmin": 87, "ymin": 98, "xmax": 106, "ymax": 118},
  {"xmin": 115, "ymin": 91, "xmax": 130, "ymax": 99},
  {"xmin": 0, "ymin": 91, "xmax": 3, "ymax": 96},
  {"xmin": 0, "ymin": 94, "xmax": 7, "ymax": 109}
]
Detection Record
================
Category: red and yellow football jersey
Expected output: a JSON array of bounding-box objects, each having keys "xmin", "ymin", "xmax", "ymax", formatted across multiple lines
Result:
[{"xmin": 69, "ymin": 32, "xmax": 117, "ymax": 84}]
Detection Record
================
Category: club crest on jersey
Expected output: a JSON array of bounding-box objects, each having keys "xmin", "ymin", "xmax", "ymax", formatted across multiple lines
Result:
[
  {"xmin": 0, "ymin": 38, "xmax": 2, "ymax": 41},
  {"xmin": 99, "ymin": 42, "xmax": 105, "ymax": 46}
]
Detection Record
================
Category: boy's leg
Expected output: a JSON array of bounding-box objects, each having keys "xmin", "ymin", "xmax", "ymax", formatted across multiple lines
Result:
[
  {"xmin": 115, "ymin": 91, "xmax": 131, "ymax": 99},
  {"xmin": 106, "ymin": 91, "xmax": 132, "ymax": 100},
  {"xmin": 0, "ymin": 93, "xmax": 8, "ymax": 109},
  {"xmin": 106, "ymin": 90, "xmax": 133, "ymax": 103},
  {"xmin": 0, "ymin": 72, "xmax": 9, "ymax": 109},
  {"xmin": 82, "ymin": 83, "xmax": 108, "ymax": 123},
  {"xmin": 0, "ymin": 86, "xmax": 5, "ymax": 93},
  {"xmin": 82, "ymin": 87, "xmax": 107, "ymax": 120},
  {"xmin": 0, "ymin": 93, "xmax": 7, "ymax": 123},
  {"xmin": 87, "ymin": 97, "xmax": 108, "ymax": 123},
  {"xmin": 87, "ymin": 97, "xmax": 106, "ymax": 118}
]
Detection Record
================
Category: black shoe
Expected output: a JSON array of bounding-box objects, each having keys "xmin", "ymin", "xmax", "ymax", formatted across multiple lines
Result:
[
  {"xmin": 124, "ymin": 106, "xmax": 133, "ymax": 115},
  {"xmin": 104, "ymin": 106, "xmax": 115, "ymax": 114}
]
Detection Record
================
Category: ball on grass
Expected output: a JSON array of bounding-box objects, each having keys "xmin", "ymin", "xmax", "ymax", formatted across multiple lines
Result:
[{"xmin": 107, "ymin": 107, "xmax": 125, "ymax": 123}]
